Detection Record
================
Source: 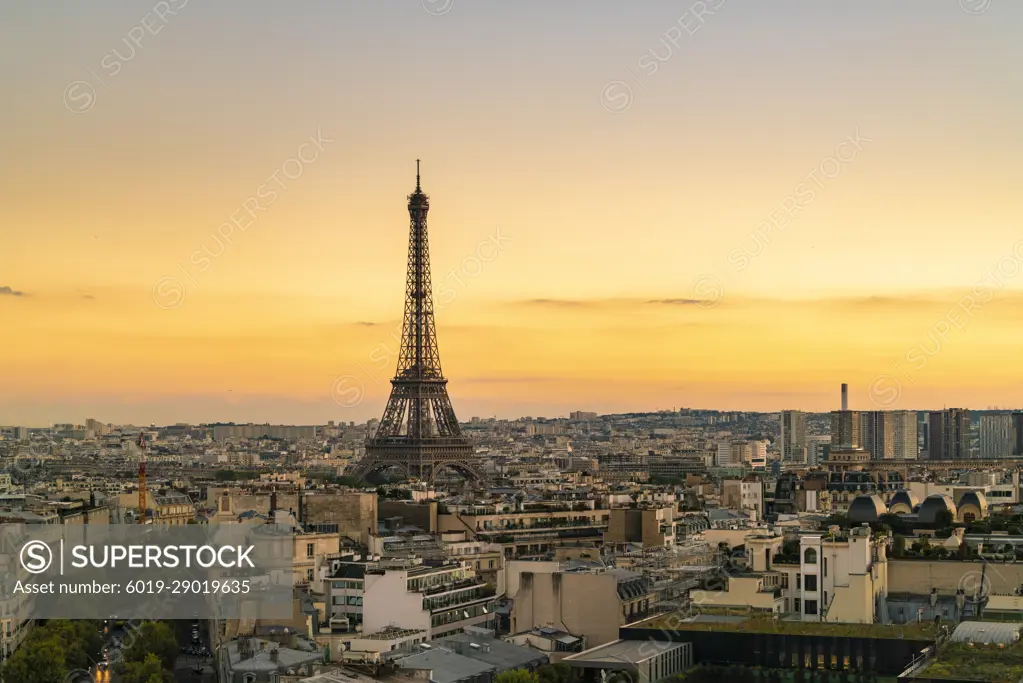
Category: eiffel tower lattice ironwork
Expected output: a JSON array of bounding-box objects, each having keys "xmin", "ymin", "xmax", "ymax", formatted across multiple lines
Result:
[{"xmin": 350, "ymin": 162, "xmax": 487, "ymax": 484}]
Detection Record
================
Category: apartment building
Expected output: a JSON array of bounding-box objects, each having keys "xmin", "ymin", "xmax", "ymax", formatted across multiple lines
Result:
[
  {"xmin": 605, "ymin": 506, "xmax": 677, "ymax": 548},
  {"xmin": 859, "ymin": 411, "xmax": 894, "ymax": 460},
  {"xmin": 509, "ymin": 563, "xmax": 656, "ymax": 647},
  {"xmin": 688, "ymin": 529, "xmax": 889, "ymax": 625},
  {"xmin": 439, "ymin": 507, "xmax": 609, "ymax": 558},
  {"xmin": 361, "ymin": 560, "xmax": 498, "ymax": 640},
  {"xmin": 928, "ymin": 409, "xmax": 971, "ymax": 460},
  {"xmin": 779, "ymin": 411, "xmax": 806, "ymax": 462},
  {"xmin": 151, "ymin": 492, "xmax": 194, "ymax": 525},
  {"xmin": 891, "ymin": 411, "xmax": 918, "ymax": 460},
  {"xmin": 830, "ymin": 411, "xmax": 861, "ymax": 449},
  {"xmin": 721, "ymin": 478, "xmax": 764, "ymax": 521},
  {"xmin": 980, "ymin": 413, "xmax": 1014, "ymax": 459}
]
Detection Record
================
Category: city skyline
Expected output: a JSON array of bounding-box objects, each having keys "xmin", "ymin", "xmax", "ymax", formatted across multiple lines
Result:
[{"xmin": 4, "ymin": 1, "xmax": 1023, "ymax": 423}]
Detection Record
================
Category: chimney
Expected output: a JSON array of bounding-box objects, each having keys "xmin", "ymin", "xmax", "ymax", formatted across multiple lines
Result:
[
  {"xmin": 841, "ymin": 384, "xmax": 848, "ymax": 411},
  {"xmin": 270, "ymin": 487, "xmax": 278, "ymax": 512},
  {"xmin": 270, "ymin": 648, "xmax": 279, "ymax": 664}
]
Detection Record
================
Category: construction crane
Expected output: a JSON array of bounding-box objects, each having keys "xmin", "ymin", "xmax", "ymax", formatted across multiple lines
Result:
[{"xmin": 137, "ymin": 432, "xmax": 148, "ymax": 524}]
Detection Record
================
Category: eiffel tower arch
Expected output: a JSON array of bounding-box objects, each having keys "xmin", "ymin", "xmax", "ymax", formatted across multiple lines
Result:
[{"xmin": 348, "ymin": 162, "xmax": 487, "ymax": 485}]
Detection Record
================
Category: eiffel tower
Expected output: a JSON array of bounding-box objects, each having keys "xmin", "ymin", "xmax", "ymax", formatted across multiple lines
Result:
[{"xmin": 350, "ymin": 162, "xmax": 487, "ymax": 484}]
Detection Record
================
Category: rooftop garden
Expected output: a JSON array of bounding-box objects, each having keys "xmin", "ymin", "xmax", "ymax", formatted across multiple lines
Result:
[
  {"xmin": 922, "ymin": 641, "xmax": 1023, "ymax": 683},
  {"xmin": 636, "ymin": 613, "xmax": 943, "ymax": 640}
]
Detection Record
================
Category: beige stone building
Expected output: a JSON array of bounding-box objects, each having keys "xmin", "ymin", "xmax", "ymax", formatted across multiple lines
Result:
[
  {"xmin": 605, "ymin": 506, "xmax": 676, "ymax": 548},
  {"xmin": 508, "ymin": 561, "xmax": 656, "ymax": 647}
]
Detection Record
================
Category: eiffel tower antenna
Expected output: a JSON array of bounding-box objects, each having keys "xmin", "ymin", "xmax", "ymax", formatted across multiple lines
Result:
[{"xmin": 348, "ymin": 163, "xmax": 487, "ymax": 485}]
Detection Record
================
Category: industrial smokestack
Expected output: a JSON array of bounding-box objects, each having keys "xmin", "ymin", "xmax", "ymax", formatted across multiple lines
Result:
[{"xmin": 841, "ymin": 384, "xmax": 848, "ymax": 411}]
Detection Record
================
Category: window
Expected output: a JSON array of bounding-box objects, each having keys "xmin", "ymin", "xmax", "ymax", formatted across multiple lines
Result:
[
  {"xmin": 804, "ymin": 599, "xmax": 817, "ymax": 615},
  {"xmin": 794, "ymin": 598, "xmax": 801, "ymax": 611},
  {"xmin": 796, "ymin": 573, "xmax": 801, "ymax": 589},
  {"xmin": 824, "ymin": 591, "xmax": 828, "ymax": 605},
  {"xmin": 823, "ymin": 557, "xmax": 827, "ymax": 577},
  {"xmin": 805, "ymin": 575, "xmax": 817, "ymax": 592},
  {"xmin": 307, "ymin": 543, "xmax": 315, "ymax": 558},
  {"xmin": 804, "ymin": 547, "xmax": 818, "ymax": 564}
]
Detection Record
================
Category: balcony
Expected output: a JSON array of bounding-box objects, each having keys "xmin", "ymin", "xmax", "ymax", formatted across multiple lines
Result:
[
  {"xmin": 423, "ymin": 586, "xmax": 496, "ymax": 612},
  {"xmin": 421, "ymin": 577, "xmax": 486, "ymax": 596}
]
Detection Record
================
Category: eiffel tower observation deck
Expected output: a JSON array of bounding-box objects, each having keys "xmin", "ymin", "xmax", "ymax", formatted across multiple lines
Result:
[{"xmin": 349, "ymin": 162, "xmax": 487, "ymax": 485}]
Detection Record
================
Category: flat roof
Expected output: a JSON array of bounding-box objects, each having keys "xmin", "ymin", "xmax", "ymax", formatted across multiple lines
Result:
[{"xmin": 563, "ymin": 639, "xmax": 689, "ymax": 667}]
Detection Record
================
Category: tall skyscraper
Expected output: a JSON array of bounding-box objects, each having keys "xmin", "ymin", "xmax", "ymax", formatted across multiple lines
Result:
[
  {"xmin": 928, "ymin": 409, "xmax": 971, "ymax": 460},
  {"xmin": 830, "ymin": 410, "xmax": 860, "ymax": 448},
  {"xmin": 779, "ymin": 410, "xmax": 806, "ymax": 462},
  {"xmin": 859, "ymin": 411, "xmax": 894, "ymax": 460},
  {"xmin": 891, "ymin": 410, "xmax": 918, "ymax": 460},
  {"xmin": 980, "ymin": 413, "xmax": 1013, "ymax": 459},
  {"xmin": 806, "ymin": 434, "xmax": 832, "ymax": 467},
  {"xmin": 1013, "ymin": 413, "xmax": 1023, "ymax": 456}
]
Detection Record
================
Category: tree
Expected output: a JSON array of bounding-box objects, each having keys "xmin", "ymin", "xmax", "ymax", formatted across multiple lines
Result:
[
  {"xmin": 934, "ymin": 509, "xmax": 955, "ymax": 529},
  {"xmin": 537, "ymin": 663, "xmax": 572, "ymax": 683},
  {"xmin": 121, "ymin": 653, "xmax": 174, "ymax": 683},
  {"xmin": 496, "ymin": 670, "xmax": 540, "ymax": 683},
  {"xmin": 892, "ymin": 535, "xmax": 907, "ymax": 558},
  {"xmin": 1, "ymin": 639, "xmax": 67, "ymax": 683},
  {"xmin": 0, "ymin": 619, "xmax": 103, "ymax": 683},
  {"xmin": 123, "ymin": 622, "xmax": 178, "ymax": 671}
]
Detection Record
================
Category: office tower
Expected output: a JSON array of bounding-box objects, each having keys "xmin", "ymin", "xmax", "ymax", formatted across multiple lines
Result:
[
  {"xmin": 716, "ymin": 441, "xmax": 753, "ymax": 467},
  {"xmin": 841, "ymin": 383, "xmax": 848, "ymax": 411},
  {"xmin": 1013, "ymin": 413, "xmax": 1023, "ymax": 456},
  {"xmin": 779, "ymin": 410, "xmax": 806, "ymax": 462},
  {"xmin": 891, "ymin": 410, "xmax": 918, "ymax": 460},
  {"xmin": 980, "ymin": 414, "xmax": 1013, "ymax": 459},
  {"xmin": 830, "ymin": 410, "xmax": 860, "ymax": 448},
  {"xmin": 928, "ymin": 409, "xmax": 971, "ymax": 460},
  {"xmin": 859, "ymin": 411, "xmax": 895, "ymax": 460},
  {"xmin": 750, "ymin": 440, "xmax": 768, "ymax": 468},
  {"xmin": 806, "ymin": 435, "xmax": 832, "ymax": 467}
]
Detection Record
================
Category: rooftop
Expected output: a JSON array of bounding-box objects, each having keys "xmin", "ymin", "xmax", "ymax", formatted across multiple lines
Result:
[
  {"xmin": 357, "ymin": 628, "xmax": 426, "ymax": 641},
  {"xmin": 392, "ymin": 648, "xmax": 495, "ymax": 683},
  {"xmin": 921, "ymin": 641, "xmax": 1023, "ymax": 683},
  {"xmin": 634, "ymin": 613, "xmax": 943, "ymax": 640},
  {"xmin": 563, "ymin": 638, "xmax": 690, "ymax": 666}
]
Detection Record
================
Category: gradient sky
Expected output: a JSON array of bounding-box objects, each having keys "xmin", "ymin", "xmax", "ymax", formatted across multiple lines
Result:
[{"xmin": 3, "ymin": 0, "xmax": 1023, "ymax": 425}]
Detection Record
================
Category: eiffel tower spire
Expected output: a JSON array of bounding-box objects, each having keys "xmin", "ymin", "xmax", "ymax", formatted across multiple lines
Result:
[{"xmin": 349, "ymin": 163, "xmax": 487, "ymax": 484}]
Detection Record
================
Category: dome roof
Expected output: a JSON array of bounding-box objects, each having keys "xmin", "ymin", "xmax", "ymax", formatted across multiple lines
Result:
[
  {"xmin": 917, "ymin": 494, "xmax": 957, "ymax": 524},
  {"xmin": 889, "ymin": 490, "xmax": 920, "ymax": 511},
  {"xmin": 848, "ymin": 494, "xmax": 887, "ymax": 523},
  {"xmin": 958, "ymin": 490, "xmax": 988, "ymax": 512}
]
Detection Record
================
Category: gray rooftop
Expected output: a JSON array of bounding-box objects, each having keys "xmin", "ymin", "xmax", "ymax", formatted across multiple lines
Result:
[
  {"xmin": 394, "ymin": 648, "xmax": 495, "ymax": 683},
  {"xmin": 951, "ymin": 621, "xmax": 1021, "ymax": 645},
  {"xmin": 435, "ymin": 633, "xmax": 548, "ymax": 671},
  {"xmin": 563, "ymin": 639, "xmax": 690, "ymax": 667}
]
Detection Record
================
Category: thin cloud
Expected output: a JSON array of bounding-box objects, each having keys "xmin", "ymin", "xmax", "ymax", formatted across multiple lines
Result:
[
  {"xmin": 523, "ymin": 298, "xmax": 590, "ymax": 308},
  {"xmin": 83, "ymin": 294, "xmax": 96, "ymax": 300},
  {"xmin": 0, "ymin": 285, "xmax": 26, "ymax": 297},
  {"xmin": 646, "ymin": 299, "xmax": 706, "ymax": 306}
]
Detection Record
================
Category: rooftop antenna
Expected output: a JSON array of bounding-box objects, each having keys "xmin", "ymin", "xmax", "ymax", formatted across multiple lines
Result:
[{"xmin": 416, "ymin": 159, "xmax": 421, "ymax": 192}]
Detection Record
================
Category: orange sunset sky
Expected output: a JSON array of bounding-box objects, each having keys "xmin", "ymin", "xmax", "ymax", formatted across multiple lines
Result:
[{"xmin": 2, "ymin": 1, "xmax": 1023, "ymax": 425}]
